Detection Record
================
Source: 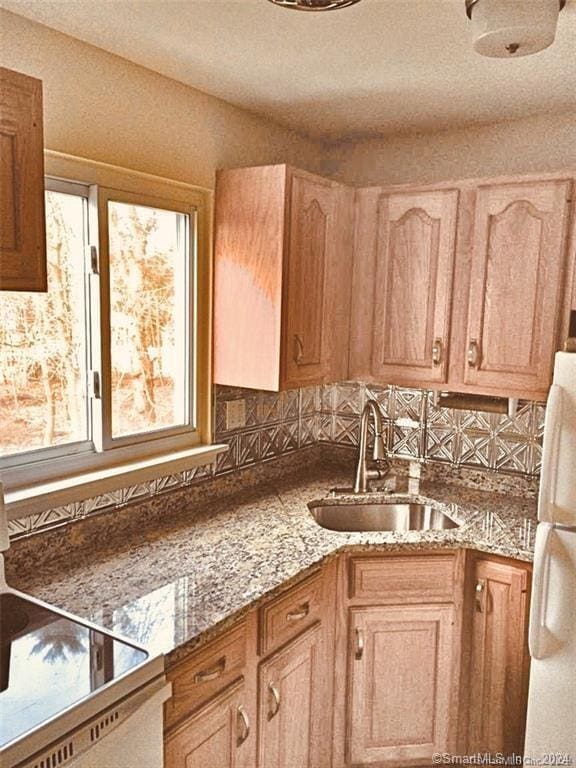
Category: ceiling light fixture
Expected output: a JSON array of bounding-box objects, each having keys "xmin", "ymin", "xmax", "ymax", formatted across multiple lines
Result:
[
  {"xmin": 465, "ymin": 0, "xmax": 566, "ymax": 57},
  {"xmin": 267, "ymin": 0, "xmax": 362, "ymax": 11}
]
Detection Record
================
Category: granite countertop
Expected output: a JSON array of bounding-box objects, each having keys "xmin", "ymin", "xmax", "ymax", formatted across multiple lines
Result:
[{"xmin": 7, "ymin": 466, "xmax": 537, "ymax": 666}]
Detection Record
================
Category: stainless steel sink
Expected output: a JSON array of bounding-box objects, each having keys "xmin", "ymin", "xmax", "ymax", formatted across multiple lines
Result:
[{"xmin": 308, "ymin": 501, "xmax": 459, "ymax": 533}]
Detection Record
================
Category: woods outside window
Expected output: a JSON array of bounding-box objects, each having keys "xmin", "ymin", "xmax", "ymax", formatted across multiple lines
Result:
[{"xmin": 0, "ymin": 153, "xmax": 213, "ymax": 496}]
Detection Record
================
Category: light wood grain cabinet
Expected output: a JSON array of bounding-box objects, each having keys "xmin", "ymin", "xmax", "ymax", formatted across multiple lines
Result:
[
  {"xmin": 462, "ymin": 556, "xmax": 531, "ymax": 757},
  {"xmin": 164, "ymin": 680, "xmax": 253, "ymax": 768},
  {"xmin": 0, "ymin": 66, "xmax": 47, "ymax": 292},
  {"xmin": 347, "ymin": 604, "xmax": 456, "ymax": 766},
  {"xmin": 351, "ymin": 174, "xmax": 574, "ymax": 399},
  {"xmin": 164, "ymin": 552, "xmax": 532, "ymax": 768},
  {"xmin": 462, "ymin": 180, "xmax": 572, "ymax": 399},
  {"xmin": 352, "ymin": 188, "xmax": 458, "ymax": 386},
  {"xmin": 214, "ymin": 164, "xmax": 354, "ymax": 391},
  {"xmin": 258, "ymin": 622, "xmax": 331, "ymax": 768},
  {"xmin": 332, "ymin": 552, "xmax": 463, "ymax": 768}
]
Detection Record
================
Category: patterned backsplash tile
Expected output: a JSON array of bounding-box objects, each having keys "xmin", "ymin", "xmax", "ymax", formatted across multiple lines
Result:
[
  {"xmin": 7, "ymin": 381, "xmax": 545, "ymax": 540},
  {"xmin": 319, "ymin": 382, "xmax": 545, "ymax": 477}
]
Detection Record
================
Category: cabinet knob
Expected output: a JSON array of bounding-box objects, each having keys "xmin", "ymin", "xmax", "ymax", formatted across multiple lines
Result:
[
  {"xmin": 432, "ymin": 338, "xmax": 443, "ymax": 366},
  {"xmin": 475, "ymin": 578, "xmax": 486, "ymax": 612},
  {"xmin": 467, "ymin": 339, "xmax": 480, "ymax": 368},
  {"xmin": 355, "ymin": 628, "xmax": 364, "ymax": 660},
  {"xmin": 236, "ymin": 704, "xmax": 250, "ymax": 746},
  {"xmin": 293, "ymin": 334, "xmax": 304, "ymax": 364},
  {"xmin": 268, "ymin": 682, "xmax": 281, "ymax": 719}
]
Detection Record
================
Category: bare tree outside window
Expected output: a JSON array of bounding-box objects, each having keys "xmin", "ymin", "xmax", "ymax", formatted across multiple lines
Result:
[
  {"xmin": 0, "ymin": 193, "xmax": 191, "ymax": 460},
  {"xmin": 108, "ymin": 202, "xmax": 189, "ymax": 439},
  {"xmin": 0, "ymin": 190, "xmax": 88, "ymax": 457}
]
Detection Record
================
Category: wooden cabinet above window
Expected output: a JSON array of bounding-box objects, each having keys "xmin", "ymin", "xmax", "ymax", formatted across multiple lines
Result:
[
  {"xmin": 0, "ymin": 67, "xmax": 47, "ymax": 292},
  {"xmin": 213, "ymin": 164, "xmax": 354, "ymax": 391}
]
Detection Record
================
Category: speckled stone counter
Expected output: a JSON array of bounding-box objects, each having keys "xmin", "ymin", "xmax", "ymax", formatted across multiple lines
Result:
[{"xmin": 5, "ymin": 462, "xmax": 537, "ymax": 666}]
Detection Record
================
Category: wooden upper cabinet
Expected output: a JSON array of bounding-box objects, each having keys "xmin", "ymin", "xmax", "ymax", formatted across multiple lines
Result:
[
  {"xmin": 371, "ymin": 189, "xmax": 458, "ymax": 386},
  {"xmin": 463, "ymin": 180, "xmax": 572, "ymax": 399},
  {"xmin": 213, "ymin": 164, "xmax": 353, "ymax": 391},
  {"xmin": 347, "ymin": 603, "xmax": 456, "ymax": 765},
  {"xmin": 0, "ymin": 67, "xmax": 46, "ymax": 292},
  {"xmin": 464, "ymin": 557, "xmax": 531, "ymax": 757},
  {"xmin": 284, "ymin": 173, "xmax": 334, "ymax": 387}
]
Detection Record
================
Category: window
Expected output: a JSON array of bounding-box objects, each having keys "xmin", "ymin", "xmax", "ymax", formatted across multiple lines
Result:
[
  {"xmin": 1, "ymin": 156, "xmax": 212, "ymax": 495},
  {"xmin": 107, "ymin": 201, "xmax": 191, "ymax": 439},
  {"xmin": 1, "ymin": 183, "xmax": 90, "ymax": 458}
]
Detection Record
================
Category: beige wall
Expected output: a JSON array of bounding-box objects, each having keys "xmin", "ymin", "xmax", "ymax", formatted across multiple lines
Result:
[
  {"xmin": 325, "ymin": 112, "xmax": 576, "ymax": 187},
  {"xmin": 0, "ymin": 9, "xmax": 324, "ymax": 189},
  {"xmin": 1, "ymin": 8, "xmax": 574, "ymax": 193}
]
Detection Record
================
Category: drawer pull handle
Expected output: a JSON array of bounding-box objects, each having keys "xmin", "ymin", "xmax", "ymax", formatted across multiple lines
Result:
[
  {"xmin": 475, "ymin": 579, "xmax": 486, "ymax": 613},
  {"xmin": 286, "ymin": 602, "xmax": 310, "ymax": 622},
  {"xmin": 467, "ymin": 339, "xmax": 480, "ymax": 368},
  {"xmin": 294, "ymin": 334, "xmax": 304, "ymax": 364},
  {"xmin": 236, "ymin": 704, "xmax": 250, "ymax": 746},
  {"xmin": 432, "ymin": 338, "xmax": 443, "ymax": 366},
  {"xmin": 268, "ymin": 682, "xmax": 281, "ymax": 719},
  {"xmin": 355, "ymin": 628, "xmax": 364, "ymax": 660},
  {"xmin": 194, "ymin": 656, "xmax": 226, "ymax": 683}
]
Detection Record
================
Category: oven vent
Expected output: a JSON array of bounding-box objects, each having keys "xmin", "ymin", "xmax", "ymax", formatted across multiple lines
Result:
[
  {"xmin": 90, "ymin": 709, "xmax": 120, "ymax": 743},
  {"xmin": 32, "ymin": 740, "xmax": 74, "ymax": 768}
]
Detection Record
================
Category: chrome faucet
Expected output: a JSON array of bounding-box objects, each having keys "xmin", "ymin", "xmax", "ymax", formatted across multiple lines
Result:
[{"xmin": 353, "ymin": 399, "xmax": 389, "ymax": 494}]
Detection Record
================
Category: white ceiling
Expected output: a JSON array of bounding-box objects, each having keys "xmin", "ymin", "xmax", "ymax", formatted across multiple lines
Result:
[{"xmin": 2, "ymin": 0, "xmax": 575, "ymax": 141}]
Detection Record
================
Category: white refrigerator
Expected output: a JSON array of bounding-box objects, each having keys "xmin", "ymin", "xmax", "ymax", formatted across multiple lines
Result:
[{"xmin": 524, "ymin": 352, "xmax": 576, "ymax": 757}]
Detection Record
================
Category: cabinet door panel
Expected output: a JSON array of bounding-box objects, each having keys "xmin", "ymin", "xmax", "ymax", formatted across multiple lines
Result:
[
  {"xmin": 258, "ymin": 622, "xmax": 330, "ymax": 768},
  {"xmin": 284, "ymin": 173, "xmax": 335, "ymax": 387},
  {"xmin": 348, "ymin": 604, "xmax": 455, "ymax": 765},
  {"xmin": 372, "ymin": 189, "xmax": 458, "ymax": 386},
  {"xmin": 464, "ymin": 180, "xmax": 571, "ymax": 396},
  {"xmin": 0, "ymin": 67, "xmax": 46, "ymax": 291},
  {"xmin": 467, "ymin": 558, "xmax": 530, "ymax": 755},
  {"xmin": 165, "ymin": 681, "xmax": 252, "ymax": 768}
]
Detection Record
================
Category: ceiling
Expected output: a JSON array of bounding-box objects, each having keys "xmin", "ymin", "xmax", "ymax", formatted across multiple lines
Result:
[{"xmin": 1, "ymin": 0, "xmax": 575, "ymax": 141}]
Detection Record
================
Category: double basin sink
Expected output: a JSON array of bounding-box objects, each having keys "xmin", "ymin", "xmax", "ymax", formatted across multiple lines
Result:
[{"xmin": 308, "ymin": 500, "xmax": 459, "ymax": 533}]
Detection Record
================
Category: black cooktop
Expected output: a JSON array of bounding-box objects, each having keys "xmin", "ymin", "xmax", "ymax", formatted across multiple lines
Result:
[{"xmin": 0, "ymin": 592, "xmax": 148, "ymax": 748}]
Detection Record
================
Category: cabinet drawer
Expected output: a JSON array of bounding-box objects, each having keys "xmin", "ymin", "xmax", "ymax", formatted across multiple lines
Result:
[
  {"xmin": 349, "ymin": 554, "xmax": 456, "ymax": 603},
  {"xmin": 259, "ymin": 571, "xmax": 323, "ymax": 656},
  {"xmin": 165, "ymin": 620, "xmax": 247, "ymax": 731}
]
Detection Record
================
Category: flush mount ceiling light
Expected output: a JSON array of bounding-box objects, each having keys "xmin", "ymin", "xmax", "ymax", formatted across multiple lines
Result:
[
  {"xmin": 465, "ymin": 0, "xmax": 566, "ymax": 57},
  {"xmin": 267, "ymin": 0, "xmax": 362, "ymax": 10}
]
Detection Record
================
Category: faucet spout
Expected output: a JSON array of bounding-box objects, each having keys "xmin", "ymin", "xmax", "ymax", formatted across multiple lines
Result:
[{"xmin": 353, "ymin": 400, "xmax": 389, "ymax": 494}]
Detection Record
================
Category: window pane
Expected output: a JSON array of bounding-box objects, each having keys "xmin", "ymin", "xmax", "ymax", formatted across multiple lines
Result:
[
  {"xmin": 0, "ymin": 191, "xmax": 89, "ymax": 457},
  {"xmin": 108, "ymin": 201, "xmax": 190, "ymax": 439}
]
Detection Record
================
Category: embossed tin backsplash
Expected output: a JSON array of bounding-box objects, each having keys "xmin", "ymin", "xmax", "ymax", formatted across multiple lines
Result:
[
  {"xmin": 7, "ymin": 382, "xmax": 544, "ymax": 540},
  {"xmin": 319, "ymin": 382, "xmax": 545, "ymax": 475}
]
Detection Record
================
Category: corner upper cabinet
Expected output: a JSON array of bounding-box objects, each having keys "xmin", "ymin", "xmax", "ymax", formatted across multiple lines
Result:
[
  {"xmin": 0, "ymin": 67, "xmax": 47, "ymax": 292},
  {"xmin": 214, "ymin": 165, "xmax": 353, "ymax": 391},
  {"xmin": 355, "ymin": 188, "xmax": 458, "ymax": 386},
  {"xmin": 462, "ymin": 179, "xmax": 572, "ymax": 400}
]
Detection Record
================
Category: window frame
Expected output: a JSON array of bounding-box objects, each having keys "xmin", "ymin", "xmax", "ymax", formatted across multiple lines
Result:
[
  {"xmin": 1, "ymin": 151, "xmax": 216, "ymax": 499},
  {"xmin": 93, "ymin": 186, "xmax": 198, "ymax": 450}
]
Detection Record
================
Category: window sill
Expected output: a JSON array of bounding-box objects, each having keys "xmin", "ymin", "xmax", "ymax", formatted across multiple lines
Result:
[{"xmin": 4, "ymin": 444, "xmax": 228, "ymax": 520}]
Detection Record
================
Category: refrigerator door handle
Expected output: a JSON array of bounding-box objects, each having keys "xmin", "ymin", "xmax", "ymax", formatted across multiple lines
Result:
[
  {"xmin": 529, "ymin": 523, "xmax": 554, "ymax": 660},
  {"xmin": 538, "ymin": 385, "xmax": 564, "ymax": 518}
]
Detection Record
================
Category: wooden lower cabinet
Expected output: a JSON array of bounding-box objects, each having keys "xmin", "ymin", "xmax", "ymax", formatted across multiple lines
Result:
[
  {"xmin": 164, "ymin": 679, "xmax": 254, "ymax": 768},
  {"xmin": 347, "ymin": 604, "xmax": 456, "ymax": 766},
  {"xmin": 463, "ymin": 556, "xmax": 531, "ymax": 756},
  {"xmin": 258, "ymin": 621, "xmax": 331, "ymax": 768},
  {"xmin": 163, "ymin": 552, "xmax": 532, "ymax": 768}
]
